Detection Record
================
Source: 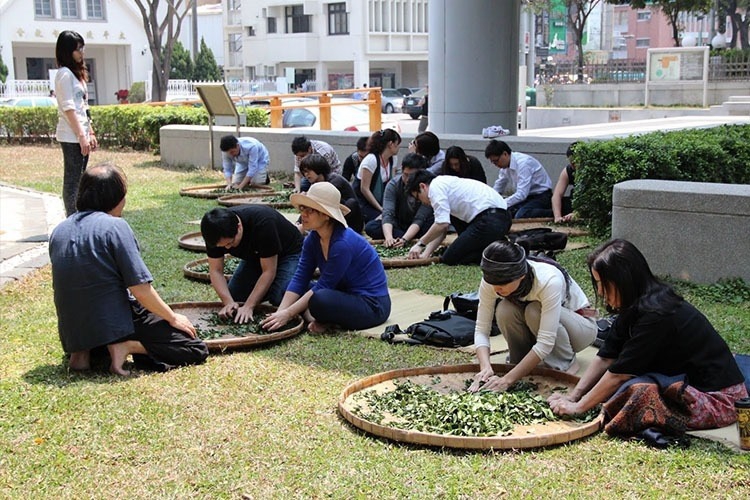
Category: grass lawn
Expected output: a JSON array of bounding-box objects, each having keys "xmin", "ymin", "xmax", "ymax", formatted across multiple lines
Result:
[{"xmin": 0, "ymin": 145, "xmax": 748, "ymax": 498}]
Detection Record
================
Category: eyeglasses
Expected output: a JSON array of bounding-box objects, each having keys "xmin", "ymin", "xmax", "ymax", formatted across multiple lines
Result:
[
  {"xmin": 298, "ymin": 206, "xmax": 319, "ymax": 215},
  {"xmin": 76, "ymin": 46, "xmax": 85, "ymax": 53}
]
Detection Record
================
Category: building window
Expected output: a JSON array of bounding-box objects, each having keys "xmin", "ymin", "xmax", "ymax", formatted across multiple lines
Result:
[
  {"xmin": 35, "ymin": 0, "xmax": 53, "ymax": 17},
  {"xmin": 228, "ymin": 0, "xmax": 241, "ymax": 9},
  {"xmin": 637, "ymin": 11, "xmax": 651, "ymax": 21},
  {"xmin": 636, "ymin": 38, "xmax": 650, "ymax": 48},
  {"xmin": 229, "ymin": 33, "xmax": 243, "ymax": 52},
  {"xmin": 61, "ymin": 0, "xmax": 79, "ymax": 18},
  {"xmin": 268, "ymin": 17, "xmax": 277, "ymax": 34},
  {"xmin": 247, "ymin": 26, "xmax": 256, "ymax": 36},
  {"xmin": 285, "ymin": 5, "xmax": 311, "ymax": 34},
  {"xmin": 328, "ymin": 3, "xmax": 348, "ymax": 35},
  {"xmin": 87, "ymin": 0, "xmax": 104, "ymax": 20}
]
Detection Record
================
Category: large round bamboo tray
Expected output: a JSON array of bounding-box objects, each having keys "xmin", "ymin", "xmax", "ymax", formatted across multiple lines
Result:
[
  {"xmin": 169, "ymin": 302, "xmax": 303, "ymax": 352},
  {"xmin": 183, "ymin": 257, "xmax": 233, "ymax": 282},
  {"xmin": 217, "ymin": 192, "xmax": 293, "ymax": 209},
  {"xmin": 369, "ymin": 240, "xmax": 442, "ymax": 269},
  {"xmin": 178, "ymin": 231, "xmax": 206, "ymax": 252},
  {"xmin": 179, "ymin": 183, "xmax": 274, "ymax": 199},
  {"xmin": 338, "ymin": 363, "xmax": 603, "ymax": 450}
]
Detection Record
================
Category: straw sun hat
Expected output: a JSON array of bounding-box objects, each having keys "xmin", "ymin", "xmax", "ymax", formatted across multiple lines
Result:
[{"xmin": 290, "ymin": 182, "xmax": 350, "ymax": 228}]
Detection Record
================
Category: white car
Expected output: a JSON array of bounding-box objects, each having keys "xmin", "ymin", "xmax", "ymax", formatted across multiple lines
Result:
[
  {"xmin": 281, "ymin": 101, "xmax": 401, "ymax": 133},
  {"xmin": 0, "ymin": 96, "xmax": 57, "ymax": 107}
]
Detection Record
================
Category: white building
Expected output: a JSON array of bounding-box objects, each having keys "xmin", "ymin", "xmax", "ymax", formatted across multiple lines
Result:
[
  {"xmin": 223, "ymin": 0, "xmax": 429, "ymax": 90},
  {"xmin": 179, "ymin": 2, "xmax": 225, "ymax": 67},
  {"xmin": 0, "ymin": 0, "xmax": 155, "ymax": 104}
]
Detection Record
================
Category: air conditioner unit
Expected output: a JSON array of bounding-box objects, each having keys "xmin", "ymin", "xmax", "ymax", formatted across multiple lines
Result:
[{"xmin": 255, "ymin": 63, "xmax": 264, "ymax": 76}]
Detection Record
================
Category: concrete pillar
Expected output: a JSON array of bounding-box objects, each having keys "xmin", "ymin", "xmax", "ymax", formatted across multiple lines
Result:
[
  {"xmin": 429, "ymin": 0, "xmax": 521, "ymax": 135},
  {"xmin": 353, "ymin": 60, "xmax": 370, "ymax": 89}
]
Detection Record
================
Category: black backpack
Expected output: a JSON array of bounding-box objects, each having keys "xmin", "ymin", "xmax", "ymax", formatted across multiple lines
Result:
[
  {"xmin": 381, "ymin": 310, "xmax": 476, "ymax": 348},
  {"xmin": 508, "ymin": 228, "xmax": 568, "ymax": 258}
]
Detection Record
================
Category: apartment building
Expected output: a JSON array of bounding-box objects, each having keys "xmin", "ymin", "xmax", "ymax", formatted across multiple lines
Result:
[{"xmin": 223, "ymin": 0, "xmax": 429, "ymax": 90}]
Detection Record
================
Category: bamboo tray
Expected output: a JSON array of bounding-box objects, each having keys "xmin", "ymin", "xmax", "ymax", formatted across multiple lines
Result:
[
  {"xmin": 338, "ymin": 363, "xmax": 603, "ymax": 450},
  {"xmin": 369, "ymin": 239, "xmax": 442, "ymax": 269},
  {"xmin": 178, "ymin": 231, "xmax": 206, "ymax": 252},
  {"xmin": 179, "ymin": 183, "xmax": 274, "ymax": 199},
  {"xmin": 169, "ymin": 301, "xmax": 303, "ymax": 352},
  {"xmin": 217, "ymin": 192, "xmax": 293, "ymax": 209},
  {"xmin": 183, "ymin": 257, "xmax": 234, "ymax": 282}
]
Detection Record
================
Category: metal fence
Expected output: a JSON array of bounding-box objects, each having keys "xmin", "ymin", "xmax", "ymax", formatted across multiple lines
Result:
[
  {"xmin": 0, "ymin": 80, "xmax": 53, "ymax": 98},
  {"xmin": 538, "ymin": 53, "xmax": 749, "ymax": 84}
]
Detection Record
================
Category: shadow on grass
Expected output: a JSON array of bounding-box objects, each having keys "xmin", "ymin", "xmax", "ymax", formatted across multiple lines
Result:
[{"xmin": 23, "ymin": 361, "xmax": 130, "ymax": 387}]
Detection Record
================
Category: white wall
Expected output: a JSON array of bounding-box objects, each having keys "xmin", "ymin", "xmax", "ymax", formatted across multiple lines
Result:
[{"xmin": 179, "ymin": 6, "xmax": 225, "ymax": 67}]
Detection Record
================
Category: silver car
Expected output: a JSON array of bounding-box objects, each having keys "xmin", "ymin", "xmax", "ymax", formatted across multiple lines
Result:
[{"xmin": 380, "ymin": 88, "xmax": 404, "ymax": 114}]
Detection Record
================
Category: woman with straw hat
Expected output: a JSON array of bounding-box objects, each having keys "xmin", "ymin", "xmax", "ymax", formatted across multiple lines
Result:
[{"xmin": 262, "ymin": 182, "xmax": 391, "ymax": 334}]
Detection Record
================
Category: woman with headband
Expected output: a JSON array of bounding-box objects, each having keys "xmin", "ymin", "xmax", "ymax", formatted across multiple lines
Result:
[{"xmin": 468, "ymin": 240, "xmax": 597, "ymax": 393}]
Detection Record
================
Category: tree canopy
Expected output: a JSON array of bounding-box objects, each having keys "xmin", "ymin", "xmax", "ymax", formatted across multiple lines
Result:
[
  {"xmin": 168, "ymin": 40, "xmax": 194, "ymax": 80},
  {"xmin": 134, "ymin": 0, "xmax": 192, "ymax": 101},
  {"xmin": 609, "ymin": 0, "xmax": 713, "ymax": 47},
  {"xmin": 192, "ymin": 38, "xmax": 222, "ymax": 81}
]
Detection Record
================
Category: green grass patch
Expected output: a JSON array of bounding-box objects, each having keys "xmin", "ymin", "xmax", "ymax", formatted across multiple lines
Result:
[{"xmin": 0, "ymin": 145, "xmax": 748, "ymax": 497}]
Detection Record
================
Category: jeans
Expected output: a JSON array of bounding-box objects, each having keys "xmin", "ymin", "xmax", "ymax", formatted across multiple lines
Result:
[
  {"xmin": 60, "ymin": 141, "xmax": 89, "ymax": 216},
  {"xmin": 309, "ymin": 290, "xmax": 391, "ymax": 330},
  {"xmin": 510, "ymin": 189, "xmax": 553, "ymax": 219},
  {"xmin": 228, "ymin": 253, "xmax": 300, "ymax": 306},
  {"xmin": 441, "ymin": 208, "xmax": 511, "ymax": 265}
]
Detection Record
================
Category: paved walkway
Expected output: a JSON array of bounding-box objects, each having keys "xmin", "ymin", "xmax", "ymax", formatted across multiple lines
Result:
[{"xmin": 0, "ymin": 184, "xmax": 65, "ymax": 287}]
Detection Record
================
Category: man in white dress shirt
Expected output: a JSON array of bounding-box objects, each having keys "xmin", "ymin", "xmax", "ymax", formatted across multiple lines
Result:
[
  {"xmin": 406, "ymin": 170, "xmax": 511, "ymax": 265},
  {"xmin": 485, "ymin": 140, "xmax": 553, "ymax": 219}
]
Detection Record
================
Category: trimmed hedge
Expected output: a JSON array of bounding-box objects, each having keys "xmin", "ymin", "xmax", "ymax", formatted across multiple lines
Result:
[
  {"xmin": 573, "ymin": 124, "xmax": 750, "ymax": 237},
  {"xmin": 0, "ymin": 104, "xmax": 269, "ymax": 151}
]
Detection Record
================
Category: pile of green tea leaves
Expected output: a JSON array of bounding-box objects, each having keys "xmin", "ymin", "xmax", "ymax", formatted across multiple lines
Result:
[
  {"xmin": 261, "ymin": 190, "xmax": 293, "ymax": 204},
  {"xmin": 351, "ymin": 379, "xmax": 598, "ymax": 437},
  {"xmin": 375, "ymin": 245, "xmax": 445, "ymax": 259},
  {"xmin": 189, "ymin": 257, "xmax": 242, "ymax": 275},
  {"xmin": 195, "ymin": 311, "xmax": 295, "ymax": 340}
]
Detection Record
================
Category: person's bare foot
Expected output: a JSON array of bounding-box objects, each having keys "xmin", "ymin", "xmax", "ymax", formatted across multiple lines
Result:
[
  {"xmin": 107, "ymin": 341, "xmax": 135, "ymax": 376},
  {"xmin": 308, "ymin": 320, "xmax": 328, "ymax": 334},
  {"xmin": 68, "ymin": 351, "xmax": 91, "ymax": 371}
]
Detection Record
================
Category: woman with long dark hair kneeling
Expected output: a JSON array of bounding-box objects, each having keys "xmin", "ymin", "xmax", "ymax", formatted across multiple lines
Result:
[{"xmin": 549, "ymin": 239, "xmax": 747, "ymax": 441}]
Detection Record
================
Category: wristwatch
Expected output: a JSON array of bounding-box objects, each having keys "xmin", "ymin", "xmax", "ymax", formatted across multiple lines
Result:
[{"xmin": 415, "ymin": 241, "xmax": 426, "ymax": 248}]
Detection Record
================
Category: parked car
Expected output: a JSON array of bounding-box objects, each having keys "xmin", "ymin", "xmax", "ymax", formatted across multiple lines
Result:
[
  {"xmin": 0, "ymin": 96, "xmax": 57, "ymax": 107},
  {"xmin": 403, "ymin": 88, "xmax": 427, "ymax": 119},
  {"xmin": 396, "ymin": 87, "xmax": 421, "ymax": 97},
  {"xmin": 281, "ymin": 101, "xmax": 401, "ymax": 133},
  {"xmin": 380, "ymin": 88, "xmax": 405, "ymax": 114}
]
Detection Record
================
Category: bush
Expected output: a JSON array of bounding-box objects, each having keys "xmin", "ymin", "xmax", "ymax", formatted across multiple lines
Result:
[
  {"xmin": 0, "ymin": 104, "xmax": 220, "ymax": 150},
  {"xmin": 239, "ymin": 106, "xmax": 270, "ymax": 127},
  {"xmin": 573, "ymin": 124, "xmax": 750, "ymax": 237},
  {"xmin": 0, "ymin": 106, "xmax": 57, "ymax": 142},
  {"xmin": 129, "ymin": 82, "xmax": 146, "ymax": 103}
]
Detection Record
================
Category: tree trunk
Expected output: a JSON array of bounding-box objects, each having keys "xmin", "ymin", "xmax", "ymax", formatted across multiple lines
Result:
[{"xmin": 732, "ymin": 11, "xmax": 750, "ymax": 49}]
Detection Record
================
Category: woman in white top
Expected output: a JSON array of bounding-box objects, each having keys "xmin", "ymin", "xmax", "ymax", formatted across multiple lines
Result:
[
  {"xmin": 353, "ymin": 128, "xmax": 400, "ymax": 223},
  {"xmin": 55, "ymin": 30, "xmax": 97, "ymax": 215},
  {"xmin": 468, "ymin": 240, "xmax": 596, "ymax": 393}
]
